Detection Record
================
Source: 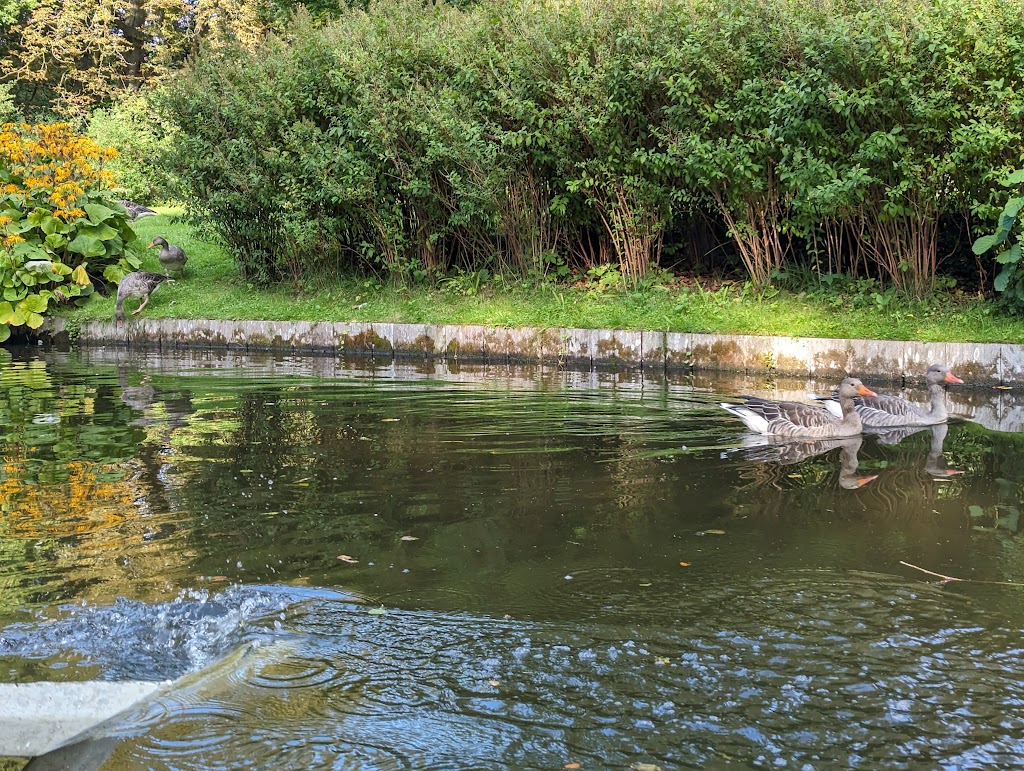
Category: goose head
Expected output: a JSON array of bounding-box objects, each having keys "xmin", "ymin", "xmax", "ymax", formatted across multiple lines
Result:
[
  {"xmin": 925, "ymin": 363, "xmax": 963, "ymax": 386},
  {"xmin": 837, "ymin": 377, "xmax": 877, "ymax": 400}
]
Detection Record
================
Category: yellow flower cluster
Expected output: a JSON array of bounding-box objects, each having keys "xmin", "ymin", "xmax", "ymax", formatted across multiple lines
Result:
[{"xmin": 0, "ymin": 122, "xmax": 118, "ymax": 227}]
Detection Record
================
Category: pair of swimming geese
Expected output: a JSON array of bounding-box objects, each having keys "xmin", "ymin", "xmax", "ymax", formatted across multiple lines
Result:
[{"xmin": 721, "ymin": 364, "xmax": 963, "ymax": 438}]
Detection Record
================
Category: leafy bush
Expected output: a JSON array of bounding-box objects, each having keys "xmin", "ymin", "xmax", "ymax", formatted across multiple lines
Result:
[
  {"xmin": 973, "ymin": 170, "xmax": 1024, "ymax": 309},
  {"xmin": 87, "ymin": 92, "xmax": 180, "ymax": 203},
  {"xmin": 160, "ymin": 0, "xmax": 1024, "ymax": 293},
  {"xmin": 0, "ymin": 122, "xmax": 141, "ymax": 341}
]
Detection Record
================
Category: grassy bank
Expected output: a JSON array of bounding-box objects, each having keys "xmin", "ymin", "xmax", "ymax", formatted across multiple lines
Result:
[{"xmin": 58, "ymin": 211, "xmax": 1024, "ymax": 344}]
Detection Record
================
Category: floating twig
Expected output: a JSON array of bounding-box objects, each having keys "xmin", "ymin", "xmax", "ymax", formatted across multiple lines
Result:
[{"xmin": 900, "ymin": 560, "xmax": 1024, "ymax": 587}]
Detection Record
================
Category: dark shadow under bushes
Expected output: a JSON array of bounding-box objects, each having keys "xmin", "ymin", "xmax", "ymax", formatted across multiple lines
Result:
[{"xmin": 158, "ymin": 0, "xmax": 1024, "ymax": 297}]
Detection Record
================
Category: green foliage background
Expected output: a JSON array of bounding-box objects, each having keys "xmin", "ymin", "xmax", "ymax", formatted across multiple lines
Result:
[{"xmin": 156, "ymin": 0, "xmax": 1024, "ymax": 292}]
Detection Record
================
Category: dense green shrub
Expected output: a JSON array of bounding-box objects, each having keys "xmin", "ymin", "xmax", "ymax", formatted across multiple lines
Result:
[
  {"xmin": 87, "ymin": 93, "xmax": 180, "ymax": 203},
  {"xmin": 160, "ymin": 0, "xmax": 1024, "ymax": 293}
]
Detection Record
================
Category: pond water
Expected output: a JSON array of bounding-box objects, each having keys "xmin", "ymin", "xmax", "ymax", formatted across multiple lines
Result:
[{"xmin": 2, "ymin": 347, "xmax": 1024, "ymax": 769}]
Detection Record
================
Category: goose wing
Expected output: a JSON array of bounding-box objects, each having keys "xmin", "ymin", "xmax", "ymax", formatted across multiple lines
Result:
[
  {"xmin": 854, "ymin": 394, "xmax": 927, "ymax": 427},
  {"xmin": 722, "ymin": 396, "xmax": 844, "ymax": 437},
  {"xmin": 742, "ymin": 397, "xmax": 841, "ymax": 428}
]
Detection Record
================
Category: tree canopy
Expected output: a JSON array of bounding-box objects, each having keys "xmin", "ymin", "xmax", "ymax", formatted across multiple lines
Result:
[{"xmin": 0, "ymin": 0, "xmax": 290, "ymax": 117}]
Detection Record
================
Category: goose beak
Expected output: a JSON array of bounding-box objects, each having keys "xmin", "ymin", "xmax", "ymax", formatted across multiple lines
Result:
[
  {"xmin": 147, "ymin": 239, "xmax": 157, "ymax": 248},
  {"xmin": 945, "ymin": 372, "xmax": 963, "ymax": 384},
  {"xmin": 857, "ymin": 385, "xmax": 877, "ymax": 397},
  {"xmin": 856, "ymin": 474, "xmax": 879, "ymax": 488}
]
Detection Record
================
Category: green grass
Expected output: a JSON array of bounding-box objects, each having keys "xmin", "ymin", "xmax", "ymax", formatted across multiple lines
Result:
[{"xmin": 59, "ymin": 210, "xmax": 1024, "ymax": 344}]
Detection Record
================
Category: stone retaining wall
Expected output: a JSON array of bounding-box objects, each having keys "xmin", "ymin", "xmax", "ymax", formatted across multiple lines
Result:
[{"xmin": 41, "ymin": 317, "xmax": 1024, "ymax": 384}]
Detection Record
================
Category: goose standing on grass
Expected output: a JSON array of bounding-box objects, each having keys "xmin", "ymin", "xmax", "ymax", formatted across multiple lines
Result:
[
  {"xmin": 817, "ymin": 364, "xmax": 963, "ymax": 427},
  {"xmin": 115, "ymin": 271, "xmax": 172, "ymax": 328},
  {"xmin": 149, "ymin": 236, "xmax": 188, "ymax": 277},
  {"xmin": 721, "ymin": 377, "xmax": 877, "ymax": 439}
]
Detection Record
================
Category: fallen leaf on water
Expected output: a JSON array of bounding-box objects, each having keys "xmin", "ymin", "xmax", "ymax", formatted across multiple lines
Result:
[
  {"xmin": 787, "ymin": 473, "xmax": 803, "ymax": 479},
  {"xmin": 337, "ymin": 555, "xmax": 359, "ymax": 564},
  {"xmin": 488, "ymin": 680, "xmax": 500, "ymax": 686},
  {"xmin": 208, "ymin": 576, "xmax": 229, "ymax": 582},
  {"xmin": 655, "ymin": 657, "xmax": 670, "ymax": 665},
  {"xmin": 240, "ymin": 469, "xmax": 253, "ymax": 473},
  {"xmin": 367, "ymin": 606, "xmax": 387, "ymax": 615},
  {"xmin": 564, "ymin": 764, "xmax": 581, "ymax": 770},
  {"xmin": 631, "ymin": 764, "xmax": 663, "ymax": 771},
  {"xmin": 400, "ymin": 535, "xmax": 419, "ymax": 541},
  {"xmin": 382, "ymin": 418, "xmax": 401, "ymax": 422},
  {"xmin": 639, "ymin": 582, "xmax": 653, "ymax": 587},
  {"xmin": 996, "ymin": 385, "xmax": 1012, "ymax": 390},
  {"xmin": 678, "ymin": 561, "xmax": 691, "ymax": 567},
  {"xmin": 698, "ymin": 529, "xmax": 726, "ymax": 536}
]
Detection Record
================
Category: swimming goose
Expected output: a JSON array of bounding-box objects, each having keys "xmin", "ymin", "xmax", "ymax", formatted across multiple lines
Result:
[
  {"xmin": 721, "ymin": 378, "xmax": 876, "ymax": 439},
  {"xmin": 817, "ymin": 364, "xmax": 962, "ymax": 427}
]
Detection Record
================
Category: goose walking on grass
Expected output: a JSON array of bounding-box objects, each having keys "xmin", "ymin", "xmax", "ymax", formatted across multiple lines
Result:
[
  {"xmin": 817, "ymin": 364, "xmax": 963, "ymax": 427},
  {"xmin": 721, "ymin": 377, "xmax": 877, "ymax": 439},
  {"xmin": 115, "ymin": 271, "xmax": 172, "ymax": 328},
  {"xmin": 149, "ymin": 236, "xmax": 188, "ymax": 277},
  {"xmin": 117, "ymin": 200, "xmax": 157, "ymax": 220}
]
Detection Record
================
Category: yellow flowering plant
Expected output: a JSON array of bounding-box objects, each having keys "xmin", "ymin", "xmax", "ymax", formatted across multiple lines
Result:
[{"xmin": 0, "ymin": 122, "xmax": 142, "ymax": 341}]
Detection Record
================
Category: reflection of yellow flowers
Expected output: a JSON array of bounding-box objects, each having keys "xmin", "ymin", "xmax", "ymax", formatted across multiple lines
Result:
[{"xmin": 0, "ymin": 455, "xmax": 142, "ymax": 539}]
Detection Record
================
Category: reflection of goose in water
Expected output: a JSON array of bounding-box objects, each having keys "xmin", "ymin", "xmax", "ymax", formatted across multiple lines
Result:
[
  {"xmin": 818, "ymin": 364, "xmax": 963, "ymax": 427},
  {"xmin": 732, "ymin": 435, "xmax": 878, "ymax": 489},
  {"xmin": 921, "ymin": 423, "xmax": 963, "ymax": 478},
  {"xmin": 118, "ymin": 368, "xmax": 193, "ymax": 429},
  {"xmin": 119, "ymin": 373, "xmax": 156, "ymax": 415},
  {"xmin": 867, "ymin": 423, "xmax": 964, "ymax": 479}
]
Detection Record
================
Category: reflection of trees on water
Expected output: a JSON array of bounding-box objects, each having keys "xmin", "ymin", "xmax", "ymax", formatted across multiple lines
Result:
[
  {"xmin": 0, "ymin": 356, "xmax": 199, "ymax": 611},
  {"xmin": 164, "ymin": 387, "xmax": 731, "ymax": 599}
]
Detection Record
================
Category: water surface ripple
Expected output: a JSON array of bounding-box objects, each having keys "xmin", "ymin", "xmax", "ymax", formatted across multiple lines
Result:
[{"xmin": 2, "ymin": 349, "xmax": 1024, "ymax": 768}]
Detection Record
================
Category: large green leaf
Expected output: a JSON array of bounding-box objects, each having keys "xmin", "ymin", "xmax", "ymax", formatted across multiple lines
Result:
[
  {"xmin": 23, "ymin": 311, "xmax": 44, "ymax": 329},
  {"xmin": 39, "ymin": 215, "xmax": 61, "ymax": 235},
  {"xmin": 995, "ymin": 264, "xmax": 1014, "ymax": 293},
  {"xmin": 44, "ymin": 232, "xmax": 68, "ymax": 249},
  {"xmin": 79, "ymin": 222, "xmax": 119, "ymax": 241},
  {"xmin": 0, "ymin": 324, "xmax": 9, "ymax": 343},
  {"xmin": 996, "ymin": 243, "xmax": 1023, "ymax": 265},
  {"xmin": 18, "ymin": 294, "xmax": 47, "ymax": 314},
  {"xmin": 12, "ymin": 240, "xmax": 46, "ymax": 260},
  {"xmin": 26, "ymin": 208, "xmax": 51, "ymax": 226},
  {"xmin": 83, "ymin": 203, "xmax": 117, "ymax": 224},
  {"xmin": 67, "ymin": 233, "xmax": 107, "ymax": 258},
  {"xmin": 0, "ymin": 301, "xmax": 13, "ymax": 324},
  {"xmin": 1003, "ymin": 170, "xmax": 1024, "ymax": 186},
  {"xmin": 8, "ymin": 306, "xmax": 26, "ymax": 326},
  {"xmin": 1004, "ymin": 196, "xmax": 1024, "ymax": 218},
  {"xmin": 103, "ymin": 264, "xmax": 128, "ymax": 284},
  {"xmin": 973, "ymin": 234, "xmax": 998, "ymax": 255}
]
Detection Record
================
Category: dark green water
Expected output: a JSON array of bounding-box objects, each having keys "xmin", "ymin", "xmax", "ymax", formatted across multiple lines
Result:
[{"xmin": 2, "ymin": 348, "xmax": 1024, "ymax": 769}]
